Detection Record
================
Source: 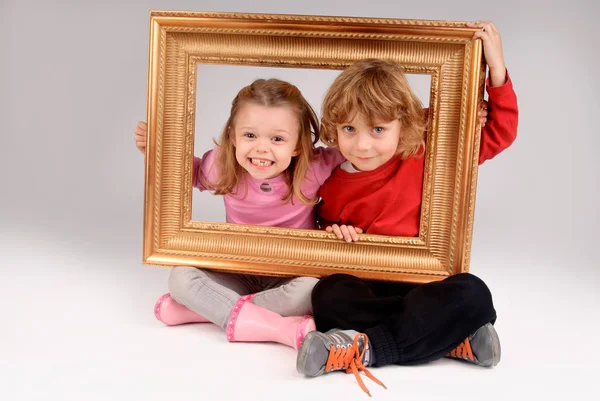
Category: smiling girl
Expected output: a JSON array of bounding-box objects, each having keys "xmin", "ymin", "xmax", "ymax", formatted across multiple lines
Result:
[{"xmin": 134, "ymin": 78, "xmax": 345, "ymax": 349}]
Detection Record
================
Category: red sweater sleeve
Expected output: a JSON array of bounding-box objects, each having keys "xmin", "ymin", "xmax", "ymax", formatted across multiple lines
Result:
[{"xmin": 478, "ymin": 72, "xmax": 519, "ymax": 164}]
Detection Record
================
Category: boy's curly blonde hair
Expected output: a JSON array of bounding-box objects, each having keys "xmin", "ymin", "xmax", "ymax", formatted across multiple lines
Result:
[{"xmin": 320, "ymin": 59, "xmax": 427, "ymax": 159}]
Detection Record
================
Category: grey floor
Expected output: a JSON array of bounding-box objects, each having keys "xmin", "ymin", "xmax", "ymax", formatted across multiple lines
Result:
[{"xmin": 2, "ymin": 235, "xmax": 597, "ymax": 401}]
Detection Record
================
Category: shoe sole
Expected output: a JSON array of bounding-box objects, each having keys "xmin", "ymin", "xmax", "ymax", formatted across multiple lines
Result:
[
  {"xmin": 296, "ymin": 331, "xmax": 322, "ymax": 377},
  {"xmin": 295, "ymin": 316, "xmax": 316, "ymax": 350},
  {"xmin": 154, "ymin": 293, "xmax": 170, "ymax": 323},
  {"xmin": 475, "ymin": 323, "xmax": 501, "ymax": 367},
  {"xmin": 487, "ymin": 323, "xmax": 501, "ymax": 367}
]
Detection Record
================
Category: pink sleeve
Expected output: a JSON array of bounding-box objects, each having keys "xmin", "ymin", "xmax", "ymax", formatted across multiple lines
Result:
[
  {"xmin": 192, "ymin": 148, "xmax": 219, "ymax": 191},
  {"xmin": 310, "ymin": 146, "xmax": 346, "ymax": 185}
]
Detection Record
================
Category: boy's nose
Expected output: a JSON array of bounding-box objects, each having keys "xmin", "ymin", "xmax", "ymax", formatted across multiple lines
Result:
[{"xmin": 356, "ymin": 134, "xmax": 371, "ymax": 150}]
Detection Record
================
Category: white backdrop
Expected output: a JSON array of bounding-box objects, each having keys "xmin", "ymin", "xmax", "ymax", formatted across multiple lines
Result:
[{"xmin": 1, "ymin": 1, "xmax": 598, "ymax": 400}]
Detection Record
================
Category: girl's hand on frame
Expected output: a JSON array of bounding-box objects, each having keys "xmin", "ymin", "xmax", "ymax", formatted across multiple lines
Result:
[
  {"xmin": 134, "ymin": 121, "xmax": 147, "ymax": 155},
  {"xmin": 326, "ymin": 224, "xmax": 363, "ymax": 243}
]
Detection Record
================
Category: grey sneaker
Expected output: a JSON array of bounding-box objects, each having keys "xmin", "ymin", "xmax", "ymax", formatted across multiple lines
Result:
[
  {"xmin": 446, "ymin": 323, "xmax": 501, "ymax": 367},
  {"xmin": 296, "ymin": 329, "xmax": 386, "ymax": 396}
]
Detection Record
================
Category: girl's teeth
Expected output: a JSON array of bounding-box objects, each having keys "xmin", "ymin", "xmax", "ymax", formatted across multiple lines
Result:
[{"xmin": 252, "ymin": 159, "xmax": 272, "ymax": 166}]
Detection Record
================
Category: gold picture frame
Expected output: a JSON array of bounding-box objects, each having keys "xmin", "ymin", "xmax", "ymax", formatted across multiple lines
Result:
[{"xmin": 143, "ymin": 10, "xmax": 487, "ymax": 283}]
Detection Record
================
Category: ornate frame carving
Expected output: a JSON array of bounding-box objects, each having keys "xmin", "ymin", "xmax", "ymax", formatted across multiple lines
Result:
[{"xmin": 143, "ymin": 11, "xmax": 486, "ymax": 283}]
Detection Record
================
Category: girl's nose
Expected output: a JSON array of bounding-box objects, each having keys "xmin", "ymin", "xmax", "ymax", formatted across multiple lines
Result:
[{"xmin": 255, "ymin": 139, "xmax": 270, "ymax": 153}]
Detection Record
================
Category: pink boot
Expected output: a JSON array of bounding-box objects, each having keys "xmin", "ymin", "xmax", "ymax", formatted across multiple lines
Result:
[
  {"xmin": 154, "ymin": 293, "xmax": 211, "ymax": 326},
  {"xmin": 226, "ymin": 295, "xmax": 316, "ymax": 350}
]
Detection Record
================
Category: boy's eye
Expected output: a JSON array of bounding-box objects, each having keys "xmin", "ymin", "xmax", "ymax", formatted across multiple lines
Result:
[
  {"xmin": 342, "ymin": 126, "xmax": 355, "ymax": 133},
  {"xmin": 373, "ymin": 127, "xmax": 384, "ymax": 134}
]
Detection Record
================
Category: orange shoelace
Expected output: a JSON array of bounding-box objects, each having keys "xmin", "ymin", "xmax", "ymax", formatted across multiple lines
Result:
[
  {"xmin": 447, "ymin": 337, "xmax": 474, "ymax": 361},
  {"xmin": 325, "ymin": 333, "xmax": 387, "ymax": 397}
]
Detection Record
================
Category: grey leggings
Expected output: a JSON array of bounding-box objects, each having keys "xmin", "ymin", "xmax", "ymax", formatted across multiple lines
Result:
[{"xmin": 168, "ymin": 266, "xmax": 319, "ymax": 331}]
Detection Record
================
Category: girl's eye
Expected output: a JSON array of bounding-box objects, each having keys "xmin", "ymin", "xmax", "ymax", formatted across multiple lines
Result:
[
  {"xmin": 272, "ymin": 137, "xmax": 284, "ymax": 142},
  {"xmin": 373, "ymin": 127, "xmax": 384, "ymax": 134},
  {"xmin": 342, "ymin": 126, "xmax": 355, "ymax": 133},
  {"xmin": 244, "ymin": 133, "xmax": 255, "ymax": 138}
]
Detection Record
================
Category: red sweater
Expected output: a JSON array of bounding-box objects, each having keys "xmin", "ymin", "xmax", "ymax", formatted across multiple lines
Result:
[{"xmin": 317, "ymin": 74, "xmax": 519, "ymax": 237}]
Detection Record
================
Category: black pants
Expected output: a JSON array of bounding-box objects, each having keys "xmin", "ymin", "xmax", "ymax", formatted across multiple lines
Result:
[{"xmin": 311, "ymin": 273, "xmax": 497, "ymax": 367}]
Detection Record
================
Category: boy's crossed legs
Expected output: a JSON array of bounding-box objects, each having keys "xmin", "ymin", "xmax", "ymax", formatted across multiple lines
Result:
[{"xmin": 297, "ymin": 273, "xmax": 500, "ymax": 395}]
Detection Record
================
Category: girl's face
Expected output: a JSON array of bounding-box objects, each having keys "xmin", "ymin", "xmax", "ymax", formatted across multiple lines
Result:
[
  {"xmin": 336, "ymin": 112, "xmax": 402, "ymax": 171},
  {"xmin": 232, "ymin": 103, "xmax": 300, "ymax": 180}
]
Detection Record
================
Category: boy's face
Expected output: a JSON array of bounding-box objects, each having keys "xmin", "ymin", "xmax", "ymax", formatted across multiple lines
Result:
[{"xmin": 336, "ymin": 112, "xmax": 402, "ymax": 171}]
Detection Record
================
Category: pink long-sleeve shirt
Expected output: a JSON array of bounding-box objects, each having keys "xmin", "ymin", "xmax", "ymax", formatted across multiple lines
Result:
[{"xmin": 193, "ymin": 147, "xmax": 346, "ymax": 229}]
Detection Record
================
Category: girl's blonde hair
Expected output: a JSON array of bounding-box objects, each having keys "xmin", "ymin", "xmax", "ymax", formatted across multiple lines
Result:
[
  {"xmin": 320, "ymin": 59, "xmax": 427, "ymax": 159},
  {"xmin": 209, "ymin": 78, "xmax": 319, "ymax": 205}
]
